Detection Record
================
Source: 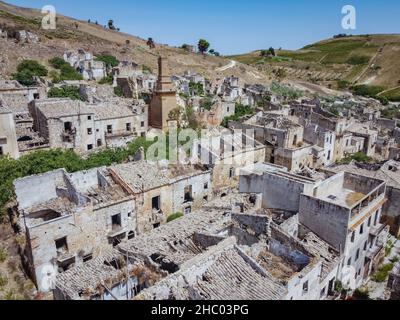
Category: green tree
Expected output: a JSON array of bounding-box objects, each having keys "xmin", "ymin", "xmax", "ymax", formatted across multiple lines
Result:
[
  {"xmin": 147, "ymin": 37, "xmax": 155, "ymax": 49},
  {"xmin": 108, "ymin": 19, "xmax": 115, "ymax": 30},
  {"xmin": 13, "ymin": 60, "xmax": 48, "ymax": 86},
  {"xmin": 95, "ymin": 55, "xmax": 119, "ymax": 72},
  {"xmin": 48, "ymin": 86, "xmax": 85, "ymax": 101},
  {"xmin": 198, "ymin": 39, "xmax": 210, "ymax": 55}
]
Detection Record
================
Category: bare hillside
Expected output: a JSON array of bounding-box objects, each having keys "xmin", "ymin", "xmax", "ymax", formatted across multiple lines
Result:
[{"xmin": 0, "ymin": 1, "xmax": 268, "ymax": 84}]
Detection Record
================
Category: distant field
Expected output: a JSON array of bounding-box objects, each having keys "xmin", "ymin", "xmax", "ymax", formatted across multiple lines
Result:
[{"xmin": 229, "ymin": 35, "xmax": 400, "ymax": 93}]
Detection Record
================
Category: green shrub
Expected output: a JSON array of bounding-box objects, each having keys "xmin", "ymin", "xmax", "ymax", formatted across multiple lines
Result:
[
  {"xmin": 48, "ymin": 86, "xmax": 85, "ymax": 101},
  {"xmin": 339, "ymin": 152, "xmax": 372, "ymax": 165},
  {"xmin": 189, "ymin": 81, "xmax": 204, "ymax": 96},
  {"xmin": 221, "ymin": 103, "xmax": 255, "ymax": 127},
  {"xmin": 95, "ymin": 55, "xmax": 119, "ymax": 69},
  {"xmin": 13, "ymin": 60, "xmax": 48, "ymax": 86},
  {"xmin": 49, "ymin": 57, "xmax": 83, "ymax": 81},
  {"xmin": 353, "ymin": 85, "xmax": 385, "ymax": 98},
  {"xmin": 347, "ymin": 56, "xmax": 370, "ymax": 65},
  {"xmin": 337, "ymin": 80, "xmax": 350, "ymax": 89},
  {"xmin": 0, "ymin": 247, "xmax": 7, "ymax": 263},
  {"xmin": 372, "ymin": 263, "xmax": 395, "ymax": 282},
  {"xmin": 0, "ymin": 273, "xmax": 8, "ymax": 288},
  {"xmin": 99, "ymin": 75, "xmax": 114, "ymax": 85},
  {"xmin": 353, "ymin": 288, "xmax": 370, "ymax": 300},
  {"xmin": 114, "ymin": 86, "xmax": 124, "ymax": 97},
  {"xmin": 0, "ymin": 138, "xmax": 156, "ymax": 218},
  {"xmin": 167, "ymin": 212, "xmax": 184, "ymax": 223},
  {"xmin": 142, "ymin": 65, "xmax": 153, "ymax": 74}
]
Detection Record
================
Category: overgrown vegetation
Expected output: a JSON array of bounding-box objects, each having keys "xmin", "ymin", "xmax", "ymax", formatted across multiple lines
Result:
[
  {"xmin": 0, "ymin": 247, "xmax": 7, "ymax": 263},
  {"xmin": 189, "ymin": 81, "xmax": 204, "ymax": 96},
  {"xmin": 0, "ymin": 137, "xmax": 155, "ymax": 219},
  {"xmin": 270, "ymin": 81, "xmax": 301, "ymax": 100},
  {"xmin": 353, "ymin": 288, "xmax": 370, "ymax": 300},
  {"xmin": 48, "ymin": 85, "xmax": 85, "ymax": 101},
  {"xmin": 347, "ymin": 56, "xmax": 370, "ymax": 65},
  {"xmin": 49, "ymin": 57, "xmax": 83, "ymax": 82},
  {"xmin": 13, "ymin": 60, "xmax": 48, "ymax": 86},
  {"xmin": 221, "ymin": 103, "xmax": 255, "ymax": 127},
  {"xmin": 95, "ymin": 55, "xmax": 119, "ymax": 70},
  {"xmin": 142, "ymin": 65, "xmax": 153, "ymax": 74},
  {"xmin": 99, "ymin": 75, "xmax": 114, "ymax": 85},
  {"xmin": 114, "ymin": 86, "xmax": 124, "ymax": 97},
  {"xmin": 167, "ymin": 212, "xmax": 184, "ymax": 223},
  {"xmin": 381, "ymin": 106, "xmax": 400, "ymax": 120},
  {"xmin": 339, "ymin": 152, "xmax": 372, "ymax": 165},
  {"xmin": 372, "ymin": 263, "xmax": 395, "ymax": 282}
]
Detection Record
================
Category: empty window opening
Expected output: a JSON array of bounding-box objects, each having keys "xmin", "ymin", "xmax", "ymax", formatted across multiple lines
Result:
[
  {"xmin": 303, "ymin": 281, "xmax": 309, "ymax": 294},
  {"xmin": 107, "ymin": 125, "xmax": 113, "ymax": 134},
  {"xmin": 126, "ymin": 123, "xmax": 132, "ymax": 131},
  {"xmin": 141, "ymin": 121, "xmax": 145, "ymax": 128},
  {"xmin": 152, "ymin": 196, "xmax": 161, "ymax": 212},
  {"xmin": 153, "ymin": 222, "xmax": 160, "ymax": 229},
  {"xmin": 360, "ymin": 223, "xmax": 364, "ymax": 235},
  {"xmin": 33, "ymin": 93, "xmax": 40, "ymax": 99},
  {"xmin": 0, "ymin": 146, "xmax": 3, "ymax": 156},
  {"xmin": 55, "ymin": 237, "xmax": 69, "ymax": 256},
  {"xmin": 184, "ymin": 185, "xmax": 193, "ymax": 203},
  {"xmin": 293, "ymin": 135, "xmax": 298, "ymax": 146},
  {"xmin": 351, "ymin": 231, "xmax": 355, "ymax": 243},
  {"xmin": 111, "ymin": 214, "xmax": 122, "ymax": 231},
  {"xmin": 87, "ymin": 144, "xmax": 93, "ymax": 151},
  {"xmin": 64, "ymin": 122, "xmax": 73, "ymax": 132},
  {"xmin": 229, "ymin": 167, "xmax": 235, "ymax": 178},
  {"xmin": 97, "ymin": 139, "xmax": 102, "ymax": 147},
  {"xmin": 128, "ymin": 231, "xmax": 135, "ymax": 240},
  {"xmin": 87, "ymin": 128, "xmax": 93, "ymax": 135}
]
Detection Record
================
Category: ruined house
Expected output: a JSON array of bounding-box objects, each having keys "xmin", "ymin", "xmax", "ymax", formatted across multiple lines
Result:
[
  {"xmin": 239, "ymin": 164, "xmax": 389, "ymax": 290},
  {"xmin": 299, "ymin": 171, "xmax": 388, "ymax": 289},
  {"xmin": 53, "ymin": 193, "xmax": 340, "ymax": 300},
  {"xmin": 29, "ymin": 98, "xmax": 148, "ymax": 154},
  {"xmin": 230, "ymin": 112, "xmax": 323, "ymax": 172},
  {"xmin": 63, "ymin": 50, "xmax": 106, "ymax": 81},
  {"xmin": 388, "ymin": 261, "xmax": 400, "ymax": 300},
  {"xmin": 192, "ymin": 128, "xmax": 266, "ymax": 193},
  {"xmin": 109, "ymin": 160, "xmax": 212, "ymax": 233},
  {"xmin": 0, "ymin": 101, "xmax": 19, "ymax": 158},
  {"xmin": 0, "ymin": 80, "xmax": 47, "ymax": 156},
  {"xmin": 14, "ymin": 167, "xmax": 136, "ymax": 292},
  {"xmin": 330, "ymin": 160, "xmax": 400, "ymax": 238}
]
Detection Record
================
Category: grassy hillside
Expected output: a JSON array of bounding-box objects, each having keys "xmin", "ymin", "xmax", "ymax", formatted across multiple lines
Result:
[
  {"xmin": 0, "ymin": 1, "xmax": 267, "ymax": 84},
  {"xmin": 229, "ymin": 35, "xmax": 400, "ymax": 95}
]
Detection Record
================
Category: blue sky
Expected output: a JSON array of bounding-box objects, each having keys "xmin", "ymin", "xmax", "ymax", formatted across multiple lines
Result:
[{"xmin": 5, "ymin": 0, "xmax": 400, "ymax": 54}]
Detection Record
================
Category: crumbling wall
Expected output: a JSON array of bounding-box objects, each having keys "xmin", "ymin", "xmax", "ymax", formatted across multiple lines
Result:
[{"xmin": 299, "ymin": 195, "xmax": 349, "ymax": 251}]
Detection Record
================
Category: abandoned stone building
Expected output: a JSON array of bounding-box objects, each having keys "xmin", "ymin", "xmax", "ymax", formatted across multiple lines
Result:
[
  {"xmin": 149, "ymin": 57, "xmax": 178, "ymax": 131},
  {"xmin": 192, "ymin": 128, "xmax": 266, "ymax": 193},
  {"xmin": 14, "ymin": 167, "xmax": 136, "ymax": 292},
  {"xmin": 114, "ymin": 62, "xmax": 157, "ymax": 99},
  {"xmin": 0, "ymin": 101, "xmax": 19, "ymax": 158},
  {"xmin": 330, "ymin": 160, "xmax": 400, "ymax": 238},
  {"xmin": 53, "ymin": 193, "xmax": 340, "ymax": 300},
  {"xmin": 109, "ymin": 160, "xmax": 212, "ymax": 233},
  {"xmin": 14, "ymin": 159, "xmax": 214, "ymax": 292},
  {"xmin": 63, "ymin": 50, "xmax": 106, "ymax": 81},
  {"xmin": 230, "ymin": 112, "xmax": 323, "ymax": 172},
  {"xmin": 29, "ymin": 98, "xmax": 148, "ymax": 154},
  {"xmin": 0, "ymin": 80, "xmax": 48, "ymax": 157},
  {"xmin": 239, "ymin": 163, "xmax": 389, "ymax": 290},
  {"xmin": 299, "ymin": 171, "xmax": 388, "ymax": 289}
]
